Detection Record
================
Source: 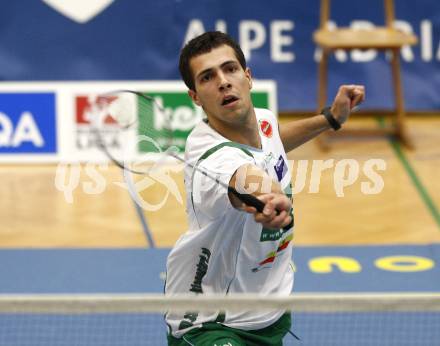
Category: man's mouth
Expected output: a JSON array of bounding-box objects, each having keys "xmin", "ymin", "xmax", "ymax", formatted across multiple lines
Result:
[{"xmin": 221, "ymin": 95, "xmax": 239, "ymax": 106}]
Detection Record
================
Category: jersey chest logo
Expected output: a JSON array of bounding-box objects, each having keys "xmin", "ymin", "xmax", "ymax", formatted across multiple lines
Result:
[
  {"xmin": 259, "ymin": 119, "xmax": 273, "ymax": 138},
  {"xmin": 274, "ymin": 155, "xmax": 287, "ymax": 181}
]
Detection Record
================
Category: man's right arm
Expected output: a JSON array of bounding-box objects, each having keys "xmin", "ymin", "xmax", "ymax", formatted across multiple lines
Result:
[{"xmin": 228, "ymin": 164, "xmax": 292, "ymax": 230}]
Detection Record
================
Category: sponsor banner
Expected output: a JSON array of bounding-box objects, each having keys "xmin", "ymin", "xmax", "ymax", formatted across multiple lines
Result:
[
  {"xmin": 0, "ymin": 0, "xmax": 439, "ymax": 110},
  {"xmin": 0, "ymin": 81, "xmax": 276, "ymax": 163},
  {"xmin": 0, "ymin": 93, "xmax": 57, "ymax": 154}
]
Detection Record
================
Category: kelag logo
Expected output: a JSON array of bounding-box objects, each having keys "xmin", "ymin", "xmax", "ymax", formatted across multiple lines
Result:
[
  {"xmin": 0, "ymin": 93, "xmax": 57, "ymax": 153},
  {"xmin": 138, "ymin": 92, "xmax": 204, "ymax": 153},
  {"xmin": 138, "ymin": 91, "xmax": 269, "ymax": 152}
]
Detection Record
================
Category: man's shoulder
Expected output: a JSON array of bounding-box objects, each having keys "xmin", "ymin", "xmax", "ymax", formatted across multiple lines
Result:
[
  {"xmin": 186, "ymin": 120, "xmax": 221, "ymax": 146},
  {"xmin": 254, "ymin": 107, "xmax": 277, "ymax": 122},
  {"xmin": 185, "ymin": 120, "xmax": 226, "ymax": 161}
]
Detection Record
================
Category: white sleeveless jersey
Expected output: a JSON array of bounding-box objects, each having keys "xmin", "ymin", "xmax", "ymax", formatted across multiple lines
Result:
[{"xmin": 165, "ymin": 108, "xmax": 294, "ymax": 338}]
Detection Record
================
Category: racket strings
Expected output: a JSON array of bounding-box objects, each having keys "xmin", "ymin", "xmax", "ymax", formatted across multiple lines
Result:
[{"xmin": 91, "ymin": 91, "xmax": 224, "ymax": 183}]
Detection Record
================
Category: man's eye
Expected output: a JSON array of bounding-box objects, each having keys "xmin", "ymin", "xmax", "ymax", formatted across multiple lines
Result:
[
  {"xmin": 201, "ymin": 74, "xmax": 211, "ymax": 82},
  {"xmin": 228, "ymin": 66, "xmax": 237, "ymax": 72}
]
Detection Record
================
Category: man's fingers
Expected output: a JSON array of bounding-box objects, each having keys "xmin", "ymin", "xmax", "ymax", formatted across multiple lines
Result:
[
  {"xmin": 282, "ymin": 215, "xmax": 292, "ymax": 228},
  {"xmin": 242, "ymin": 204, "xmax": 257, "ymax": 214},
  {"xmin": 331, "ymin": 84, "xmax": 365, "ymax": 124},
  {"xmin": 268, "ymin": 210, "xmax": 288, "ymax": 227},
  {"xmin": 262, "ymin": 200, "xmax": 274, "ymax": 216},
  {"xmin": 243, "ymin": 193, "xmax": 292, "ymax": 228},
  {"xmin": 252, "ymin": 205, "xmax": 292, "ymax": 229},
  {"xmin": 348, "ymin": 86, "xmax": 365, "ymax": 108},
  {"xmin": 351, "ymin": 93, "xmax": 363, "ymax": 108},
  {"xmin": 259, "ymin": 194, "xmax": 291, "ymax": 213},
  {"xmin": 255, "ymin": 211, "xmax": 276, "ymax": 224}
]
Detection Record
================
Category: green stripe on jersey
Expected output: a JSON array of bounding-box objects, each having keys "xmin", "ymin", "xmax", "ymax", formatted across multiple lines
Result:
[{"xmin": 197, "ymin": 142, "xmax": 254, "ymax": 163}]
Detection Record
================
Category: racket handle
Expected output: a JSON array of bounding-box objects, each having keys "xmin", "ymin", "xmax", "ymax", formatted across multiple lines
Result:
[{"xmin": 228, "ymin": 187, "xmax": 266, "ymax": 213}]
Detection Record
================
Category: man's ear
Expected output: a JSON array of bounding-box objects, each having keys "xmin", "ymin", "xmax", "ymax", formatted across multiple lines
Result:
[
  {"xmin": 245, "ymin": 67, "xmax": 253, "ymax": 90},
  {"xmin": 188, "ymin": 89, "xmax": 202, "ymax": 106}
]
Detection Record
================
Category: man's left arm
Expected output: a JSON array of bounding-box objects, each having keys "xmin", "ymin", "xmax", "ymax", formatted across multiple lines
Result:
[{"xmin": 280, "ymin": 85, "xmax": 365, "ymax": 153}]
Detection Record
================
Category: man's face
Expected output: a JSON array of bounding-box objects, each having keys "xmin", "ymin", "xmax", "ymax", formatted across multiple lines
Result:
[{"xmin": 188, "ymin": 45, "xmax": 253, "ymax": 126}]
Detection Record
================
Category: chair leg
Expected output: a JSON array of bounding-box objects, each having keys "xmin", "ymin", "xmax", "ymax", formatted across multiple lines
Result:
[
  {"xmin": 390, "ymin": 48, "xmax": 413, "ymax": 149},
  {"xmin": 316, "ymin": 49, "xmax": 330, "ymax": 151}
]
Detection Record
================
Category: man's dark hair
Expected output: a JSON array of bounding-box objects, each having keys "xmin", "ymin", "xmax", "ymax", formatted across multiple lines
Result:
[{"xmin": 179, "ymin": 31, "xmax": 247, "ymax": 91}]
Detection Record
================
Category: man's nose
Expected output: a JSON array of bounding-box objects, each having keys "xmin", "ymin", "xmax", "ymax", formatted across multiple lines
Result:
[{"xmin": 218, "ymin": 72, "xmax": 231, "ymax": 91}]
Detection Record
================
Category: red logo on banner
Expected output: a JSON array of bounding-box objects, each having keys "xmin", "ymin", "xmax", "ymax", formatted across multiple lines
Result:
[
  {"xmin": 259, "ymin": 119, "xmax": 273, "ymax": 138},
  {"xmin": 75, "ymin": 95, "xmax": 119, "ymax": 150},
  {"xmin": 76, "ymin": 96, "xmax": 117, "ymax": 124}
]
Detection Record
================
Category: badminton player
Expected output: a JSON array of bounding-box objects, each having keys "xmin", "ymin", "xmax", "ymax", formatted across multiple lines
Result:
[{"xmin": 165, "ymin": 31, "xmax": 364, "ymax": 345}]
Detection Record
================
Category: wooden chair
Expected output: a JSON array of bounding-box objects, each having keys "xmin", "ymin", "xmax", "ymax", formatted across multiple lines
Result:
[{"xmin": 313, "ymin": 0, "xmax": 418, "ymax": 149}]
